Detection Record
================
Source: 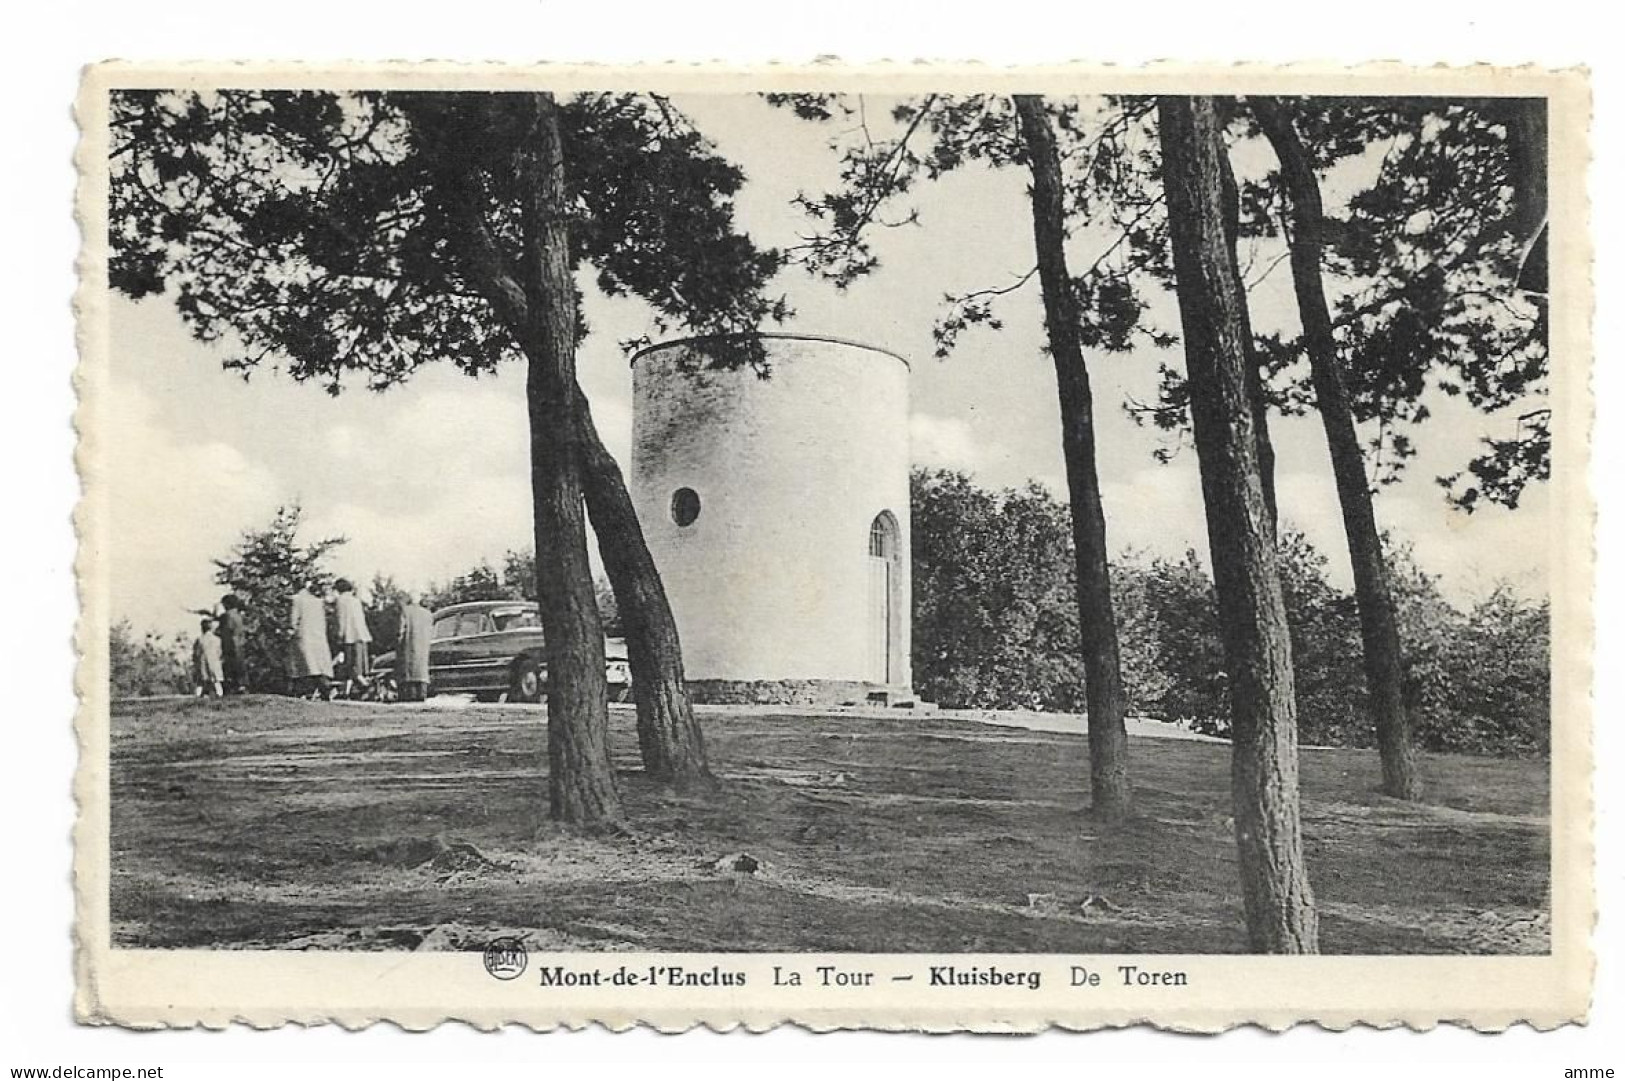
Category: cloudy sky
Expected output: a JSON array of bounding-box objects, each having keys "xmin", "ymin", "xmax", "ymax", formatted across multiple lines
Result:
[{"xmin": 105, "ymin": 93, "xmax": 1549, "ymax": 638}]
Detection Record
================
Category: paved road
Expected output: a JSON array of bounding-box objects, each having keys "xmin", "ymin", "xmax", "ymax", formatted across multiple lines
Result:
[{"xmin": 321, "ymin": 692, "xmax": 1227, "ymax": 743}]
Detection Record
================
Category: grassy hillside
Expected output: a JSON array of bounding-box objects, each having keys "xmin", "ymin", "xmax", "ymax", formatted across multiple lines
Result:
[{"xmin": 108, "ymin": 696, "xmax": 1549, "ymax": 954}]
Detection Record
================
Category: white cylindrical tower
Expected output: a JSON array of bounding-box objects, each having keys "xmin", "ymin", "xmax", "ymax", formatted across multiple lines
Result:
[{"xmin": 630, "ymin": 334, "xmax": 911, "ymax": 702}]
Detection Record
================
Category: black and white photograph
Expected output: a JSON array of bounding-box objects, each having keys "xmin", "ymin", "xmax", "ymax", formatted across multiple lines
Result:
[{"xmin": 72, "ymin": 64, "xmax": 1591, "ymax": 1029}]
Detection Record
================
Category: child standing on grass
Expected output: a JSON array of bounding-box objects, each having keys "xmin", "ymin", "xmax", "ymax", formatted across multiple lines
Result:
[{"xmin": 192, "ymin": 616, "xmax": 224, "ymax": 698}]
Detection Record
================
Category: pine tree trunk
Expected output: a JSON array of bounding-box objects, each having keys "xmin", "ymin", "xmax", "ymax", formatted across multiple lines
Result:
[
  {"xmin": 574, "ymin": 391, "xmax": 715, "ymax": 788},
  {"xmin": 1502, "ymin": 99, "xmax": 1548, "ymax": 291},
  {"xmin": 1502, "ymin": 98, "xmax": 1548, "ymax": 247},
  {"xmin": 1013, "ymin": 95, "xmax": 1132, "ymax": 821},
  {"xmin": 518, "ymin": 94, "xmax": 620, "ymax": 826},
  {"xmin": 1216, "ymin": 140, "xmax": 1279, "ymax": 531},
  {"xmin": 1252, "ymin": 98, "xmax": 1420, "ymax": 802},
  {"xmin": 1158, "ymin": 96, "xmax": 1318, "ymax": 953}
]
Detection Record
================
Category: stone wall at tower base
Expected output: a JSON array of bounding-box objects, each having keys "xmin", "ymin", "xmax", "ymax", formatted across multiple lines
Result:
[{"xmin": 686, "ymin": 679, "xmax": 916, "ymax": 707}]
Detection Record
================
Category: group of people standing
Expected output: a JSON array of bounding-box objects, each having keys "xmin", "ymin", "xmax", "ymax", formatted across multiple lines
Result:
[
  {"xmin": 190, "ymin": 595, "xmax": 246, "ymax": 697},
  {"xmin": 286, "ymin": 578, "xmax": 367, "ymax": 699},
  {"xmin": 194, "ymin": 579, "xmax": 434, "ymax": 702}
]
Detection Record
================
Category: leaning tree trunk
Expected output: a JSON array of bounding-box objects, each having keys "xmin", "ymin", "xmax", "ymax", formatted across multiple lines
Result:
[
  {"xmin": 518, "ymin": 94, "xmax": 620, "ymax": 826},
  {"xmin": 1252, "ymin": 98, "xmax": 1420, "ymax": 801},
  {"xmin": 1013, "ymin": 95, "xmax": 1133, "ymax": 821},
  {"xmin": 1158, "ymin": 95, "xmax": 1318, "ymax": 953},
  {"xmin": 574, "ymin": 390, "xmax": 715, "ymax": 788}
]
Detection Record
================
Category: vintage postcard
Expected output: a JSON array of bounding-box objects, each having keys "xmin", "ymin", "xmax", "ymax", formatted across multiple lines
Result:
[{"xmin": 74, "ymin": 61, "xmax": 1592, "ymax": 1031}]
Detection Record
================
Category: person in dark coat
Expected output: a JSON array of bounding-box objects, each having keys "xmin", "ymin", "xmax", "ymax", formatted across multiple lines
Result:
[{"xmin": 218, "ymin": 594, "xmax": 247, "ymax": 694}]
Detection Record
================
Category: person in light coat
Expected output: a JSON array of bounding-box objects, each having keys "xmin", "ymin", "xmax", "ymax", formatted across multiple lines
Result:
[
  {"xmin": 288, "ymin": 578, "xmax": 334, "ymax": 698},
  {"xmin": 333, "ymin": 578, "xmax": 373, "ymax": 698},
  {"xmin": 192, "ymin": 616, "xmax": 224, "ymax": 697},
  {"xmin": 395, "ymin": 596, "xmax": 433, "ymax": 703}
]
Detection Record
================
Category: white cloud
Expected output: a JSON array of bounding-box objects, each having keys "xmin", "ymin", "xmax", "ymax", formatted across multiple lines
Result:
[
  {"xmin": 105, "ymin": 380, "xmax": 281, "ymax": 638},
  {"xmin": 1276, "ymin": 468, "xmax": 1360, "ymax": 590},
  {"xmin": 1101, "ymin": 463, "xmax": 1210, "ymax": 564},
  {"xmin": 590, "ymin": 395, "xmax": 635, "ymax": 468},
  {"xmin": 910, "ymin": 412, "xmax": 984, "ymax": 474},
  {"xmin": 1375, "ymin": 480, "xmax": 1550, "ymax": 604},
  {"xmin": 307, "ymin": 472, "xmax": 537, "ymax": 599},
  {"xmin": 103, "ymin": 295, "xmax": 649, "ymax": 636}
]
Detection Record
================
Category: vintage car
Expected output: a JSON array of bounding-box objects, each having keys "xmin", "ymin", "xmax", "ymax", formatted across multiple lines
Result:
[{"xmin": 367, "ymin": 600, "xmax": 630, "ymax": 703}]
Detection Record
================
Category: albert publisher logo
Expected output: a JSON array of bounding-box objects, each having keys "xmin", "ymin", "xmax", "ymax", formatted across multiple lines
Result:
[{"xmin": 482, "ymin": 937, "xmax": 528, "ymax": 981}]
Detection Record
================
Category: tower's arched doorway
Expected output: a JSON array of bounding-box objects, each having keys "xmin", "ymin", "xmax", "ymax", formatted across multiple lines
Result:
[{"xmin": 867, "ymin": 511, "xmax": 902, "ymax": 684}]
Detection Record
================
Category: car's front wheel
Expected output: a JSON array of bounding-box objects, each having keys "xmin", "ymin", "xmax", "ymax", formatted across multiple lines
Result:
[{"xmin": 508, "ymin": 657, "xmax": 543, "ymax": 704}]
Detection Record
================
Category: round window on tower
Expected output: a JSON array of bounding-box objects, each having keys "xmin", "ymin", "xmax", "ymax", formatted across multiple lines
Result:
[{"xmin": 671, "ymin": 487, "xmax": 701, "ymax": 527}]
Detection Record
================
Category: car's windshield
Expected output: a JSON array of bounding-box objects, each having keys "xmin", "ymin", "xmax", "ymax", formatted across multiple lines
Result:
[
  {"xmin": 432, "ymin": 613, "xmax": 494, "ymax": 639},
  {"xmin": 430, "ymin": 607, "xmax": 538, "ymax": 639},
  {"xmin": 490, "ymin": 607, "xmax": 541, "ymax": 632}
]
